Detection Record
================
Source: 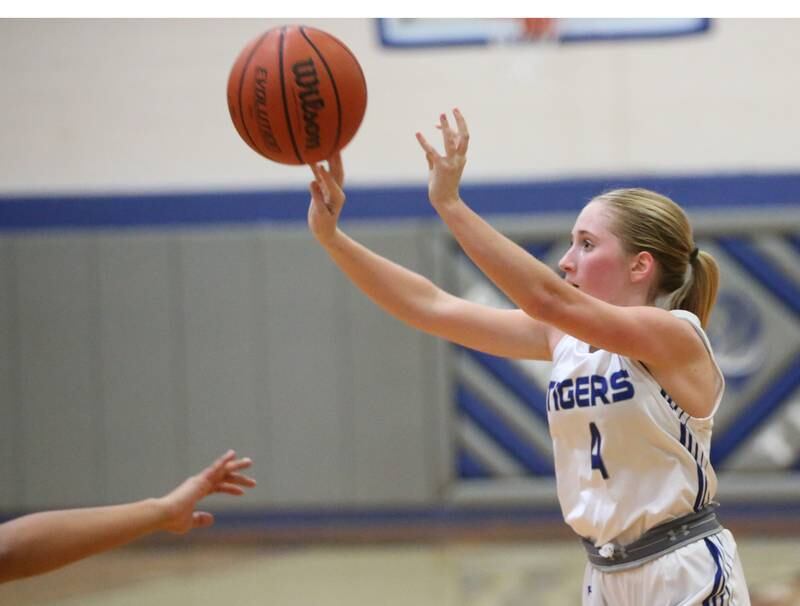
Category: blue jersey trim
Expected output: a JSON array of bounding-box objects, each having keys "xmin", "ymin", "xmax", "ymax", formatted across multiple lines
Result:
[
  {"xmin": 702, "ymin": 537, "xmax": 728, "ymax": 605},
  {"xmin": 680, "ymin": 422, "xmax": 709, "ymax": 512}
]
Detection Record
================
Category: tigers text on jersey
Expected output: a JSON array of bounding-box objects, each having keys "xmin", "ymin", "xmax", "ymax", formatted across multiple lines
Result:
[{"xmin": 546, "ymin": 310, "xmax": 725, "ymax": 547}]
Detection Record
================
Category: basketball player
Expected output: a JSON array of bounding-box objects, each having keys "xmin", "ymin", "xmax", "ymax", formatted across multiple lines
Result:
[
  {"xmin": 0, "ymin": 450, "xmax": 255, "ymax": 584},
  {"xmin": 307, "ymin": 109, "xmax": 751, "ymax": 604}
]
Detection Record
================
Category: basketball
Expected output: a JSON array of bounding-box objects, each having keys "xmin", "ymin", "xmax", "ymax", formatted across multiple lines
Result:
[{"xmin": 227, "ymin": 25, "xmax": 368, "ymax": 165}]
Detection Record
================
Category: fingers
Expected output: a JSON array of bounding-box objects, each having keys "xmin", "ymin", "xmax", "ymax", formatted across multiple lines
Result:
[
  {"xmin": 327, "ymin": 152, "xmax": 344, "ymax": 187},
  {"xmin": 310, "ymin": 162, "xmax": 346, "ymax": 218},
  {"xmin": 214, "ymin": 483, "xmax": 246, "ymax": 496},
  {"xmin": 440, "ymin": 109, "xmax": 469, "ymax": 155},
  {"xmin": 310, "ymin": 163, "xmax": 330, "ymax": 198},
  {"xmin": 439, "ymin": 113, "xmax": 457, "ymax": 155},
  {"xmin": 309, "ymin": 179, "xmax": 323, "ymax": 200},
  {"xmin": 415, "ymin": 132, "xmax": 436, "ymax": 170},
  {"xmin": 310, "ymin": 154, "xmax": 344, "ymax": 187},
  {"xmin": 309, "ymin": 181, "xmax": 332, "ymax": 217},
  {"xmin": 416, "ymin": 131, "xmax": 437, "ymax": 156},
  {"xmin": 215, "ymin": 449, "xmax": 237, "ymax": 467},
  {"xmin": 225, "ymin": 471, "xmax": 257, "ymax": 488},
  {"xmin": 204, "ymin": 451, "xmax": 255, "ymax": 487},
  {"xmin": 202, "ymin": 449, "xmax": 236, "ymax": 482},
  {"xmin": 224, "ymin": 457, "xmax": 253, "ymax": 473},
  {"xmin": 421, "ymin": 109, "xmax": 468, "ymax": 160},
  {"xmin": 311, "ymin": 162, "xmax": 341, "ymax": 198},
  {"xmin": 211, "ymin": 452, "xmax": 257, "ymax": 488},
  {"xmin": 453, "ymin": 108, "xmax": 470, "ymax": 154},
  {"xmin": 192, "ymin": 511, "xmax": 214, "ymax": 529}
]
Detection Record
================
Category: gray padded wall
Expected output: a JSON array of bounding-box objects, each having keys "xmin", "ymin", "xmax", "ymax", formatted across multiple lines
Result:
[
  {"xmin": 0, "ymin": 239, "xmax": 18, "ymax": 508},
  {"xmin": 15, "ymin": 236, "xmax": 105, "ymax": 508},
  {"xmin": 0, "ymin": 223, "xmax": 450, "ymax": 511},
  {"xmin": 97, "ymin": 233, "xmax": 185, "ymax": 502},
  {"xmin": 343, "ymin": 226, "xmax": 448, "ymax": 503}
]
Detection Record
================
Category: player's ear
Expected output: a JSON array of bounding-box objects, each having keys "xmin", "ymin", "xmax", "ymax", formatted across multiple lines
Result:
[{"xmin": 630, "ymin": 250, "xmax": 656, "ymax": 284}]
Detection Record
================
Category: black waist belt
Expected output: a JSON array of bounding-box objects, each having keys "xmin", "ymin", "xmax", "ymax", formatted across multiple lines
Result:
[{"xmin": 582, "ymin": 503, "xmax": 723, "ymax": 572}]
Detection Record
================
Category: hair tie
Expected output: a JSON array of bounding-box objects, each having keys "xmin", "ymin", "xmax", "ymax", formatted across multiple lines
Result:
[{"xmin": 689, "ymin": 247, "xmax": 699, "ymax": 262}]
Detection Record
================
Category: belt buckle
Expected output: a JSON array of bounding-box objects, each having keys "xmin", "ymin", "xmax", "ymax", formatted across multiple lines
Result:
[{"xmin": 598, "ymin": 543, "xmax": 627, "ymax": 560}]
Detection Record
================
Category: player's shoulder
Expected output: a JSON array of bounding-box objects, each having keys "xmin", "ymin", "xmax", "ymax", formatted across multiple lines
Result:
[
  {"xmin": 627, "ymin": 307, "xmax": 703, "ymax": 341},
  {"xmin": 669, "ymin": 308, "xmax": 701, "ymax": 327}
]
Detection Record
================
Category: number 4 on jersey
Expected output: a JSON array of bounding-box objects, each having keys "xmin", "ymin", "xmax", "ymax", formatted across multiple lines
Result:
[{"xmin": 589, "ymin": 422, "xmax": 609, "ymax": 479}]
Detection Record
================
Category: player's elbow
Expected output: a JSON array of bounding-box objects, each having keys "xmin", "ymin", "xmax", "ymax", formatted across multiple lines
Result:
[
  {"xmin": 0, "ymin": 535, "xmax": 19, "ymax": 584},
  {"xmin": 518, "ymin": 289, "xmax": 560, "ymax": 325},
  {"xmin": 413, "ymin": 289, "xmax": 453, "ymax": 333},
  {"xmin": 0, "ymin": 526, "xmax": 38, "ymax": 584}
]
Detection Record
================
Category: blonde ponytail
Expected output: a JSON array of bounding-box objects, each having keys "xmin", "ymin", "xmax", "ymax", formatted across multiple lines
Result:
[
  {"xmin": 596, "ymin": 188, "xmax": 720, "ymax": 328},
  {"xmin": 667, "ymin": 250, "xmax": 720, "ymax": 328}
]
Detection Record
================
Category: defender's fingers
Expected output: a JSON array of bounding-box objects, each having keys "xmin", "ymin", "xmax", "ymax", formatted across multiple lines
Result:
[
  {"xmin": 214, "ymin": 450, "xmax": 236, "ymax": 467},
  {"xmin": 225, "ymin": 472, "xmax": 257, "ymax": 487},
  {"xmin": 214, "ymin": 483, "xmax": 246, "ymax": 496},
  {"xmin": 193, "ymin": 512, "xmax": 214, "ymax": 529},
  {"xmin": 225, "ymin": 456, "xmax": 252, "ymax": 469},
  {"xmin": 204, "ymin": 450, "xmax": 236, "ymax": 480}
]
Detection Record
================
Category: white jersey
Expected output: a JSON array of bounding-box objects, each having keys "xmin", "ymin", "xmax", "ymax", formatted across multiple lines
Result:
[{"xmin": 547, "ymin": 310, "xmax": 724, "ymax": 547}]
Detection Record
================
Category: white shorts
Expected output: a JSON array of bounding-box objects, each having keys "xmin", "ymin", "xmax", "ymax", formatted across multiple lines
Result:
[{"xmin": 582, "ymin": 529, "xmax": 750, "ymax": 605}]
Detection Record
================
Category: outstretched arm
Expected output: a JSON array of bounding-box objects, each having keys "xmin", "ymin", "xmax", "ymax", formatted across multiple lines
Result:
[
  {"xmin": 308, "ymin": 155, "xmax": 556, "ymax": 360},
  {"xmin": 416, "ymin": 109, "xmax": 571, "ymax": 329},
  {"xmin": 415, "ymin": 110, "xmax": 718, "ymax": 403},
  {"xmin": 0, "ymin": 450, "xmax": 255, "ymax": 584}
]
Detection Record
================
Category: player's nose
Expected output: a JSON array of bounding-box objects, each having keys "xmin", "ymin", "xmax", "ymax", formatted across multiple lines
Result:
[{"xmin": 558, "ymin": 252, "xmax": 575, "ymax": 274}]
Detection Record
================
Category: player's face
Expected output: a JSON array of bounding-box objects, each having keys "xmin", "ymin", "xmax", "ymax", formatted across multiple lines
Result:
[{"xmin": 558, "ymin": 201, "xmax": 634, "ymax": 305}]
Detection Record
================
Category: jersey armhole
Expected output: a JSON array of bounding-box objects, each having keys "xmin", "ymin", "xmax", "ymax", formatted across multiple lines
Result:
[
  {"xmin": 670, "ymin": 310, "xmax": 726, "ymax": 421},
  {"xmin": 550, "ymin": 331, "xmax": 571, "ymax": 361}
]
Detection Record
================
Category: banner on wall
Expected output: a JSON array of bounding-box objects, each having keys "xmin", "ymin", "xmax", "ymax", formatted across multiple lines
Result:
[{"xmin": 377, "ymin": 18, "xmax": 711, "ymax": 48}]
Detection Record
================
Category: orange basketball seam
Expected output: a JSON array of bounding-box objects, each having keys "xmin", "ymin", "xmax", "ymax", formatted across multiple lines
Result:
[
  {"xmin": 278, "ymin": 26, "xmax": 304, "ymax": 165},
  {"xmin": 237, "ymin": 31, "xmax": 271, "ymax": 154},
  {"xmin": 311, "ymin": 27, "xmax": 368, "ymax": 109},
  {"xmin": 299, "ymin": 26, "xmax": 342, "ymax": 161}
]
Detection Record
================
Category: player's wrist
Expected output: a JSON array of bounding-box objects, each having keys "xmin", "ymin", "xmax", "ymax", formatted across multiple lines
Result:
[
  {"xmin": 431, "ymin": 195, "xmax": 465, "ymax": 215},
  {"xmin": 319, "ymin": 227, "xmax": 346, "ymax": 250},
  {"xmin": 148, "ymin": 497, "xmax": 176, "ymax": 532}
]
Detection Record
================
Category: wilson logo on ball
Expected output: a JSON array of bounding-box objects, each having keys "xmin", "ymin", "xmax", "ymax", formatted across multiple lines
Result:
[
  {"xmin": 292, "ymin": 58, "xmax": 325, "ymax": 151},
  {"xmin": 227, "ymin": 25, "xmax": 367, "ymax": 165}
]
